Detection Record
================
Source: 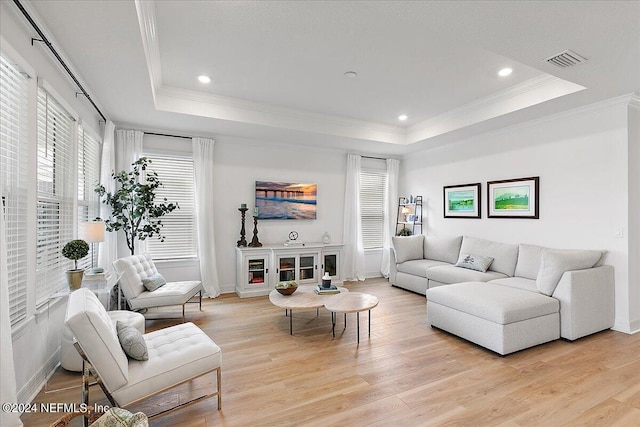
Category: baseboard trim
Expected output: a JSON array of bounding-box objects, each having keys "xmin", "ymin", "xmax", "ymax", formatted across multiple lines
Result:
[{"xmin": 18, "ymin": 347, "xmax": 60, "ymax": 404}]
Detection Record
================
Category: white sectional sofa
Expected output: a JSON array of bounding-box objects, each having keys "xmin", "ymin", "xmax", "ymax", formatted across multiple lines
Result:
[{"xmin": 389, "ymin": 235, "xmax": 614, "ymax": 355}]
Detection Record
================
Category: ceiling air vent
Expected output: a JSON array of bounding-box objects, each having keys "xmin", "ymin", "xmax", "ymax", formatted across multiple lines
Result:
[{"xmin": 545, "ymin": 49, "xmax": 588, "ymax": 68}]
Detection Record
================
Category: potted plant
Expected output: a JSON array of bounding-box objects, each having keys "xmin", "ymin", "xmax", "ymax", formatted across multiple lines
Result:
[
  {"xmin": 95, "ymin": 157, "xmax": 179, "ymax": 255},
  {"xmin": 62, "ymin": 239, "xmax": 89, "ymax": 290},
  {"xmin": 397, "ymin": 227, "xmax": 412, "ymax": 236}
]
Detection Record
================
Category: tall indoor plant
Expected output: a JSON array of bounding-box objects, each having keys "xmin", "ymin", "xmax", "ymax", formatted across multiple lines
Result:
[{"xmin": 95, "ymin": 157, "xmax": 179, "ymax": 255}]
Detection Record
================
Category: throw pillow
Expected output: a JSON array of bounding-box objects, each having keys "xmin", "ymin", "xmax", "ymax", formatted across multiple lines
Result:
[
  {"xmin": 454, "ymin": 253, "xmax": 494, "ymax": 273},
  {"xmin": 536, "ymin": 249, "xmax": 604, "ymax": 296},
  {"xmin": 91, "ymin": 407, "xmax": 149, "ymax": 427},
  {"xmin": 392, "ymin": 235, "xmax": 424, "ymax": 263},
  {"xmin": 117, "ymin": 321, "xmax": 148, "ymax": 361},
  {"xmin": 142, "ymin": 273, "xmax": 166, "ymax": 292}
]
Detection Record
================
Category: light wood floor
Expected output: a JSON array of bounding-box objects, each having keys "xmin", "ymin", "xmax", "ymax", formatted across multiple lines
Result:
[{"xmin": 23, "ymin": 278, "xmax": 640, "ymax": 426}]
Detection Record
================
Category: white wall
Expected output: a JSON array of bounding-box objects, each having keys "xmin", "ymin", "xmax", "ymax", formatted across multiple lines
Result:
[
  {"xmin": 400, "ymin": 97, "xmax": 634, "ymax": 332},
  {"xmin": 627, "ymin": 98, "xmax": 640, "ymax": 332}
]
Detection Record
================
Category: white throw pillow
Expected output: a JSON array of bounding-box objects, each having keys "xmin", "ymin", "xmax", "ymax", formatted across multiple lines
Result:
[
  {"xmin": 392, "ymin": 235, "xmax": 424, "ymax": 263},
  {"xmin": 454, "ymin": 253, "xmax": 494, "ymax": 273},
  {"xmin": 536, "ymin": 249, "xmax": 604, "ymax": 296}
]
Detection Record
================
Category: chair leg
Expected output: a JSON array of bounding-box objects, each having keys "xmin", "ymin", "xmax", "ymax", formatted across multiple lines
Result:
[
  {"xmin": 217, "ymin": 366, "xmax": 222, "ymax": 410},
  {"xmin": 182, "ymin": 303, "xmax": 186, "ymax": 323},
  {"xmin": 199, "ymin": 290, "xmax": 203, "ymax": 311},
  {"xmin": 82, "ymin": 360, "xmax": 90, "ymax": 427}
]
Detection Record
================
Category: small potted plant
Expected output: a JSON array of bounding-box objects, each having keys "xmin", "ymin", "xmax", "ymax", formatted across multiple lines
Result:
[
  {"xmin": 397, "ymin": 228, "xmax": 412, "ymax": 236},
  {"xmin": 62, "ymin": 239, "xmax": 89, "ymax": 290}
]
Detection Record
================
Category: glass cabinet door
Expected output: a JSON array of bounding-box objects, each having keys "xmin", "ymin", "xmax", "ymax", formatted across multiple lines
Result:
[
  {"xmin": 299, "ymin": 255, "xmax": 316, "ymax": 281},
  {"xmin": 323, "ymin": 254, "xmax": 337, "ymax": 277},
  {"xmin": 247, "ymin": 257, "xmax": 267, "ymax": 285},
  {"xmin": 279, "ymin": 256, "xmax": 296, "ymax": 281}
]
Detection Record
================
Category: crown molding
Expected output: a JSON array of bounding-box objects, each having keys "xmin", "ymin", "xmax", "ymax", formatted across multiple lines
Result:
[
  {"xmin": 134, "ymin": 0, "xmax": 162, "ymax": 99},
  {"xmin": 405, "ymin": 74, "xmax": 585, "ymax": 144},
  {"xmin": 629, "ymin": 93, "xmax": 640, "ymax": 110},
  {"xmin": 154, "ymin": 85, "xmax": 405, "ymax": 144}
]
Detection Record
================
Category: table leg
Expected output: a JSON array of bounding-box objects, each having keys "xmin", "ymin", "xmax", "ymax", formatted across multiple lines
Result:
[
  {"xmin": 289, "ymin": 310, "xmax": 293, "ymax": 335},
  {"xmin": 343, "ymin": 313, "xmax": 347, "ymax": 331},
  {"xmin": 357, "ymin": 312, "xmax": 360, "ymax": 344},
  {"xmin": 332, "ymin": 312, "xmax": 335, "ymax": 338},
  {"xmin": 369, "ymin": 309, "xmax": 371, "ymax": 336}
]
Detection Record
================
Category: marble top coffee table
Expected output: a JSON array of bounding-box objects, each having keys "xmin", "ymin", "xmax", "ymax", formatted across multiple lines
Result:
[
  {"xmin": 269, "ymin": 285, "xmax": 347, "ymax": 335},
  {"xmin": 323, "ymin": 292, "xmax": 379, "ymax": 344}
]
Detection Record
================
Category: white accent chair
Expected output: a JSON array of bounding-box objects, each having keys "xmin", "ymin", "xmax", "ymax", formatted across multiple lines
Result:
[
  {"xmin": 113, "ymin": 254, "xmax": 203, "ymax": 322},
  {"xmin": 65, "ymin": 288, "xmax": 222, "ymax": 422}
]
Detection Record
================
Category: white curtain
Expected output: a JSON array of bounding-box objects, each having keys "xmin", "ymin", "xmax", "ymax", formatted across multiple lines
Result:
[
  {"xmin": 380, "ymin": 158, "xmax": 400, "ymax": 277},
  {"xmin": 0, "ymin": 202, "xmax": 23, "ymax": 427},
  {"xmin": 114, "ymin": 129, "xmax": 143, "ymax": 256},
  {"xmin": 98, "ymin": 121, "xmax": 117, "ymax": 272},
  {"xmin": 192, "ymin": 138, "xmax": 221, "ymax": 297},
  {"xmin": 342, "ymin": 154, "xmax": 365, "ymax": 281}
]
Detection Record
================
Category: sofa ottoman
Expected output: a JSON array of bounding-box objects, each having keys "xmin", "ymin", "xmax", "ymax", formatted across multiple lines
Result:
[{"xmin": 427, "ymin": 281, "xmax": 560, "ymax": 355}]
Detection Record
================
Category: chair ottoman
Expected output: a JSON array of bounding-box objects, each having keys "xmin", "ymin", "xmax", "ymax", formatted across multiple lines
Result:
[
  {"xmin": 426, "ymin": 281, "xmax": 560, "ymax": 355},
  {"xmin": 61, "ymin": 310, "xmax": 145, "ymax": 372}
]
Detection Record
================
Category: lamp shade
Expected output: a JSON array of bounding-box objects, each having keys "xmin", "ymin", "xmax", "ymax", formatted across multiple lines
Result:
[{"xmin": 82, "ymin": 220, "xmax": 105, "ymax": 243}]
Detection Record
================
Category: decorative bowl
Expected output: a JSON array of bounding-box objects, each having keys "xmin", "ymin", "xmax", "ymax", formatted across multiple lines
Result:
[{"xmin": 275, "ymin": 281, "xmax": 298, "ymax": 295}]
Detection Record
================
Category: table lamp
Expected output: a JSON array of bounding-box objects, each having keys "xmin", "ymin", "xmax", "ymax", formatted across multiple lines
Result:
[
  {"xmin": 82, "ymin": 218, "xmax": 105, "ymax": 274},
  {"xmin": 401, "ymin": 207, "xmax": 410, "ymax": 222}
]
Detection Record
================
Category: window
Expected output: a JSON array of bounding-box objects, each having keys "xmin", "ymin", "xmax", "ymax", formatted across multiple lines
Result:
[
  {"xmin": 0, "ymin": 53, "xmax": 29, "ymax": 326},
  {"xmin": 36, "ymin": 88, "xmax": 76, "ymax": 303},
  {"xmin": 143, "ymin": 154, "xmax": 197, "ymax": 259},
  {"xmin": 360, "ymin": 169, "xmax": 387, "ymax": 249},
  {"xmin": 77, "ymin": 126, "xmax": 101, "ymax": 270}
]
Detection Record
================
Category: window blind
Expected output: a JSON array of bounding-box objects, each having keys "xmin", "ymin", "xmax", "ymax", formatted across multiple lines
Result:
[
  {"xmin": 36, "ymin": 88, "xmax": 76, "ymax": 303},
  {"xmin": 77, "ymin": 126, "xmax": 101, "ymax": 270},
  {"xmin": 360, "ymin": 169, "xmax": 387, "ymax": 249},
  {"xmin": 144, "ymin": 154, "xmax": 197, "ymax": 259},
  {"xmin": 0, "ymin": 54, "xmax": 29, "ymax": 326}
]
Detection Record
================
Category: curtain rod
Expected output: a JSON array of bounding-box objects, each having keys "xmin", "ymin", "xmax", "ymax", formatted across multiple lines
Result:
[
  {"xmin": 361, "ymin": 155, "xmax": 387, "ymax": 160},
  {"xmin": 144, "ymin": 131, "xmax": 192, "ymax": 140},
  {"xmin": 12, "ymin": 0, "xmax": 107, "ymax": 123}
]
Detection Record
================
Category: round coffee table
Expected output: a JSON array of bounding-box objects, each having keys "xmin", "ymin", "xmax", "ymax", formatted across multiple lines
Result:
[
  {"xmin": 324, "ymin": 292, "xmax": 379, "ymax": 344},
  {"xmin": 269, "ymin": 285, "xmax": 347, "ymax": 335}
]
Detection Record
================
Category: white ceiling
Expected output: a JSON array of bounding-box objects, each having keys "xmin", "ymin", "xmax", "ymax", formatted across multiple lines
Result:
[{"xmin": 21, "ymin": 0, "xmax": 640, "ymax": 155}]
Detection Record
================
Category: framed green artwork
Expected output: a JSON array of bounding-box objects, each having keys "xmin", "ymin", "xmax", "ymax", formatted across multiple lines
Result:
[
  {"xmin": 487, "ymin": 177, "xmax": 539, "ymax": 219},
  {"xmin": 443, "ymin": 183, "xmax": 481, "ymax": 218}
]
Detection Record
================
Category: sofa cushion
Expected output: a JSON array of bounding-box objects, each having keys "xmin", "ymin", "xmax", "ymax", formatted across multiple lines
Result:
[
  {"xmin": 426, "ymin": 282, "xmax": 559, "ymax": 324},
  {"xmin": 460, "ymin": 236, "xmax": 519, "ymax": 276},
  {"xmin": 426, "ymin": 265, "xmax": 507, "ymax": 285},
  {"xmin": 489, "ymin": 277, "xmax": 538, "ymax": 293},
  {"xmin": 424, "ymin": 235, "xmax": 463, "ymax": 264},
  {"xmin": 454, "ymin": 253, "xmax": 494, "ymax": 273},
  {"xmin": 112, "ymin": 322, "xmax": 222, "ymax": 406},
  {"xmin": 392, "ymin": 235, "xmax": 424, "ymax": 263},
  {"xmin": 514, "ymin": 244, "xmax": 546, "ymax": 280},
  {"xmin": 126, "ymin": 281, "xmax": 203, "ymax": 310},
  {"xmin": 397, "ymin": 259, "xmax": 449, "ymax": 278},
  {"xmin": 536, "ymin": 249, "xmax": 604, "ymax": 296},
  {"xmin": 65, "ymin": 288, "xmax": 129, "ymax": 392}
]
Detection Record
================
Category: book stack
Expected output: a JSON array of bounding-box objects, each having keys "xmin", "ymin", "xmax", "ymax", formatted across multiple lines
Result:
[{"xmin": 314, "ymin": 284, "xmax": 340, "ymax": 295}]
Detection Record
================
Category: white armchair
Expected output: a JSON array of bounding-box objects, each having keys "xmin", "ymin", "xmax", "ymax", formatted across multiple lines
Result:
[
  {"xmin": 65, "ymin": 288, "xmax": 221, "ymax": 422},
  {"xmin": 113, "ymin": 254, "xmax": 203, "ymax": 322}
]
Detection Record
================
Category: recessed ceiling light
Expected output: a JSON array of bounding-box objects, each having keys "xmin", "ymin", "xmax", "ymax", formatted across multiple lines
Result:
[
  {"xmin": 344, "ymin": 71, "xmax": 358, "ymax": 79},
  {"xmin": 198, "ymin": 75, "xmax": 211, "ymax": 84},
  {"xmin": 398, "ymin": 114, "xmax": 408, "ymax": 121},
  {"xmin": 498, "ymin": 68, "xmax": 513, "ymax": 77}
]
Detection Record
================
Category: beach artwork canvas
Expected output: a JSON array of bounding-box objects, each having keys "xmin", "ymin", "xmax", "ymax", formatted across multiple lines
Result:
[{"xmin": 255, "ymin": 181, "xmax": 317, "ymax": 220}]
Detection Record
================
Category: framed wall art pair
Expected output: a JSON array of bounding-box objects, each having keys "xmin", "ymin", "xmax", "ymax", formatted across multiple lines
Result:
[{"xmin": 443, "ymin": 177, "xmax": 539, "ymax": 219}]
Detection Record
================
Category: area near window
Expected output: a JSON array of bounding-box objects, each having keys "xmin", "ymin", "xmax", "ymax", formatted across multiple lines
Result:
[
  {"xmin": 360, "ymin": 169, "xmax": 387, "ymax": 250},
  {"xmin": 143, "ymin": 154, "xmax": 197, "ymax": 260}
]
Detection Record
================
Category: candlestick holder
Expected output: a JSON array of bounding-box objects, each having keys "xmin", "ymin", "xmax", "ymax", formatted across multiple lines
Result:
[
  {"xmin": 237, "ymin": 207, "xmax": 248, "ymax": 247},
  {"xmin": 248, "ymin": 216, "xmax": 262, "ymax": 247}
]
